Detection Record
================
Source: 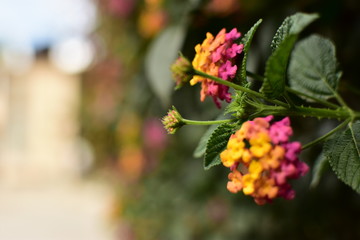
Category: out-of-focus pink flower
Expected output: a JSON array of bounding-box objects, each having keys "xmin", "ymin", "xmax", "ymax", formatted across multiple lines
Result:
[
  {"xmin": 106, "ymin": 0, "xmax": 136, "ymax": 18},
  {"xmin": 205, "ymin": 0, "xmax": 240, "ymax": 16},
  {"xmin": 143, "ymin": 118, "xmax": 167, "ymax": 151}
]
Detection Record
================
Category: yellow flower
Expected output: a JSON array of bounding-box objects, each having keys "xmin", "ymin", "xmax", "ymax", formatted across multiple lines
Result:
[
  {"xmin": 248, "ymin": 161, "xmax": 263, "ymax": 179},
  {"xmin": 249, "ymin": 132, "xmax": 272, "ymax": 158},
  {"xmin": 242, "ymin": 175, "xmax": 255, "ymax": 195},
  {"xmin": 258, "ymin": 179, "xmax": 278, "ymax": 199},
  {"xmin": 260, "ymin": 145, "xmax": 285, "ymax": 170},
  {"xmin": 220, "ymin": 149, "xmax": 234, "ymax": 167},
  {"xmin": 221, "ymin": 136, "xmax": 245, "ymax": 167}
]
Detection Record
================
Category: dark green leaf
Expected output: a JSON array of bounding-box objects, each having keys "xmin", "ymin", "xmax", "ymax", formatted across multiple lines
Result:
[
  {"xmin": 261, "ymin": 13, "xmax": 318, "ymax": 99},
  {"xmin": 324, "ymin": 121, "xmax": 360, "ymax": 193},
  {"xmin": 271, "ymin": 12, "xmax": 319, "ymax": 51},
  {"xmin": 193, "ymin": 115, "xmax": 232, "ymax": 158},
  {"xmin": 288, "ymin": 34, "xmax": 341, "ymax": 100},
  {"xmin": 239, "ymin": 19, "xmax": 263, "ymax": 83},
  {"xmin": 204, "ymin": 123, "xmax": 234, "ymax": 170},
  {"xmin": 261, "ymin": 35, "xmax": 297, "ymax": 99},
  {"xmin": 310, "ymin": 151, "xmax": 329, "ymax": 188}
]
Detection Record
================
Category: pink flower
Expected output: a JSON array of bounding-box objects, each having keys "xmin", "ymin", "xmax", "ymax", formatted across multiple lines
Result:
[
  {"xmin": 226, "ymin": 43, "xmax": 243, "ymax": 58},
  {"xmin": 269, "ymin": 117, "xmax": 293, "ymax": 144},
  {"xmin": 220, "ymin": 116, "xmax": 308, "ymax": 205},
  {"xmin": 218, "ymin": 60, "xmax": 237, "ymax": 80},
  {"xmin": 284, "ymin": 142, "xmax": 302, "ymax": 161},
  {"xmin": 143, "ymin": 119, "xmax": 167, "ymax": 151},
  {"xmin": 277, "ymin": 183, "xmax": 295, "ymax": 200},
  {"xmin": 190, "ymin": 28, "xmax": 243, "ymax": 108},
  {"xmin": 226, "ymin": 28, "xmax": 241, "ymax": 40}
]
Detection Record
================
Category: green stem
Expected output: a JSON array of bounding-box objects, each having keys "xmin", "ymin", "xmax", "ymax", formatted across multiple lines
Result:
[
  {"xmin": 246, "ymin": 70, "xmax": 340, "ymax": 109},
  {"xmin": 194, "ymin": 69, "xmax": 289, "ymax": 108},
  {"xmin": 250, "ymin": 105, "xmax": 352, "ymax": 120},
  {"xmin": 182, "ymin": 118, "xmax": 235, "ymax": 126},
  {"xmin": 332, "ymin": 89, "xmax": 348, "ymax": 108},
  {"xmin": 302, "ymin": 119, "xmax": 350, "ymax": 150},
  {"xmin": 285, "ymin": 87, "xmax": 339, "ymax": 109},
  {"xmin": 283, "ymin": 92, "xmax": 295, "ymax": 107}
]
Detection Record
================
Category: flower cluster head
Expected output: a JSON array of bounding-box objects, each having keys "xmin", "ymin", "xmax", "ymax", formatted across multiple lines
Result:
[
  {"xmin": 220, "ymin": 116, "xmax": 308, "ymax": 205},
  {"xmin": 161, "ymin": 106, "xmax": 184, "ymax": 134},
  {"xmin": 190, "ymin": 28, "xmax": 244, "ymax": 108}
]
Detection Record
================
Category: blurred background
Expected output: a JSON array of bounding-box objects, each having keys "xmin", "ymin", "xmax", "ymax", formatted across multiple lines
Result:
[{"xmin": 0, "ymin": 0, "xmax": 360, "ymax": 239}]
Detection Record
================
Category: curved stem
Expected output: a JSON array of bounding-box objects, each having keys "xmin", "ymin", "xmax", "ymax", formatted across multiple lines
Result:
[
  {"xmin": 194, "ymin": 69, "xmax": 289, "ymax": 108},
  {"xmin": 302, "ymin": 119, "xmax": 350, "ymax": 150},
  {"xmin": 182, "ymin": 118, "xmax": 235, "ymax": 126}
]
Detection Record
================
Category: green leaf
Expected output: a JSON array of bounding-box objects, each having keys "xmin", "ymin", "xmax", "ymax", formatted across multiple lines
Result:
[
  {"xmin": 310, "ymin": 151, "xmax": 329, "ymax": 188},
  {"xmin": 204, "ymin": 123, "xmax": 234, "ymax": 170},
  {"xmin": 261, "ymin": 13, "xmax": 318, "ymax": 99},
  {"xmin": 324, "ymin": 121, "xmax": 360, "ymax": 193},
  {"xmin": 193, "ymin": 115, "xmax": 231, "ymax": 158},
  {"xmin": 288, "ymin": 34, "xmax": 342, "ymax": 100},
  {"xmin": 261, "ymin": 35, "xmax": 297, "ymax": 99},
  {"xmin": 271, "ymin": 12, "xmax": 319, "ymax": 51},
  {"xmin": 239, "ymin": 19, "xmax": 263, "ymax": 83},
  {"xmin": 145, "ymin": 23, "xmax": 187, "ymax": 106}
]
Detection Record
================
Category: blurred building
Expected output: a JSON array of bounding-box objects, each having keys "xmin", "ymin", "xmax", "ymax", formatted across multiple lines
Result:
[{"xmin": 0, "ymin": 52, "xmax": 82, "ymax": 185}]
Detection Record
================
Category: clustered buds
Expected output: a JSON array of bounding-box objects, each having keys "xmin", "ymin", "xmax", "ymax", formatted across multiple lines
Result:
[
  {"xmin": 170, "ymin": 54, "xmax": 193, "ymax": 89},
  {"xmin": 161, "ymin": 106, "xmax": 184, "ymax": 134},
  {"xmin": 220, "ymin": 116, "xmax": 308, "ymax": 205},
  {"xmin": 190, "ymin": 28, "xmax": 244, "ymax": 108}
]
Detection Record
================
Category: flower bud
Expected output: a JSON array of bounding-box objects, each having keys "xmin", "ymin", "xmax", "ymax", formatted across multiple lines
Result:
[
  {"xmin": 161, "ymin": 106, "xmax": 184, "ymax": 134},
  {"xmin": 170, "ymin": 54, "xmax": 193, "ymax": 89}
]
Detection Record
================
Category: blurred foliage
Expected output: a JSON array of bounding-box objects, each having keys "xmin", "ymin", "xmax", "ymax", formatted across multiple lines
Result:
[{"xmin": 80, "ymin": 0, "xmax": 360, "ymax": 239}]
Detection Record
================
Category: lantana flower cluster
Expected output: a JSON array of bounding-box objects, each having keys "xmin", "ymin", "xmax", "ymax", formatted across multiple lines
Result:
[
  {"xmin": 190, "ymin": 28, "xmax": 244, "ymax": 108},
  {"xmin": 220, "ymin": 116, "xmax": 309, "ymax": 205}
]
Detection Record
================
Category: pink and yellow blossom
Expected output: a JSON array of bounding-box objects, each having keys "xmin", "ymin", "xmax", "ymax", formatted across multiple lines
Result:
[
  {"xmin": 220, "ymin": 116, "xmax": 308, "ymax": 205},
  {"xmin": 190, "ymin": 28, "xmax": 244, "ymax": 108}
]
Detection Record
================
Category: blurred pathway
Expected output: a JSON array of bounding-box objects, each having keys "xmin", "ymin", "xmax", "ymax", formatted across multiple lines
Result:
[{"xmin": 0, "ymin": 180, "xmax": 115, "ymax": 240}]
